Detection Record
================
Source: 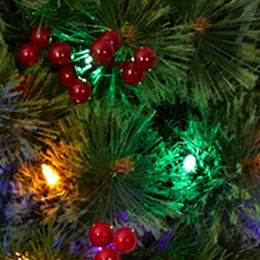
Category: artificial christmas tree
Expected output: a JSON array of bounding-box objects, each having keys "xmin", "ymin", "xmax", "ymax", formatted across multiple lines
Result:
[{"xmin": 0, "ymin": 0, "xmax": 259, "ymax": 259}]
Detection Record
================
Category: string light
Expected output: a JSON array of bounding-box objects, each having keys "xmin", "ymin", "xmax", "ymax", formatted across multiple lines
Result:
[
  {"xmin": 14, "ymin": 252, "xmax": 29, "ymax": 260},
  {"xmin": 41, "ymin": 164, "xmax": 60, "ymax": 187},
  {"xmin": 183, "ymin": 155, "xmax": 196, "ymax": 172}
]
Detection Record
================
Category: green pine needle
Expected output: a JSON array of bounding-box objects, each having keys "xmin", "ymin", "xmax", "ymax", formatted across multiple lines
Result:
[
  {"xmin": 40, "ymin": 102, "xmax": 182, "ymax": 236},
  {"xmin": 0, "ymin": 62, "xmax": 72, "ymax": 166}
]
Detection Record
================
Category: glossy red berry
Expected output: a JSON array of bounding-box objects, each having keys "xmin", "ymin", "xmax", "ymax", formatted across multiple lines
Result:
[
  {"xmin": 99, "ymin": 30, "xmax": 122, "ymax": 52},
  {"xmin": 94, "ymin": 248, "xmax": 121, "ymax": 260},
  {"xmin": 134, "ymin": 46, "xmax": 157, "ymax": 70},
  {"xmin": 122, "ymin": 63, "xmax": 146, "ymax": 85},
  {"xmin": 113, "ymin": 227, "xmax": 138, "ymax": 253},
  {"xmin": 90, "ymin": 40, "xmax": 114, "ymax": 65},
  {"xmin": 68, "ymin": 79, "xmax": 92, "ymax": 104},
  {"xmin": 88, "ymin": 222, "xmax": 113, "ymax": 246},
  {"xmin": 17, "ymin": 43, "xmax": 40, "ymax": 67},
  {"xmin": 48, "ymin": 43, "xmax": 71, "ymax": 65},
  {"xmin": 29, "ymin": 26, "xmax": 50, "ymax": 49},
  {"xmin": 59, "ymin": 65, "xmax": 77, "ymax": 88}
]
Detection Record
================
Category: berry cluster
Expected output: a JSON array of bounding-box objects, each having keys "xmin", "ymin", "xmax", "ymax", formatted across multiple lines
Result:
[
  {"xmin": 17, "ymin": 26, "xmax": 92, "ymax": 104},
  {"xmin": 88, "ymin": 222, "xmax": 138, "ymax": 260},
  {"xmin": 17, "ymin": 26, "xmax": 50, "ymax": 66},
  {"xmin": 90, "ymin": 30, "xmax": 157, "ymax": 86},
  {"xmin": 16, "ymin": 26, "xmax": 157, "ymax": 103},
  {"xmin": 90, "ymin": 30, "xmax": 122, "ymax": 65}
]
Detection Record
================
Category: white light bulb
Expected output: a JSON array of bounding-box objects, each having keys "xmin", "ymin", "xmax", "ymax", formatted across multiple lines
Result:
[{"xmin": 183, "ymin": 155, "xmax": 196, "ymax": 172}]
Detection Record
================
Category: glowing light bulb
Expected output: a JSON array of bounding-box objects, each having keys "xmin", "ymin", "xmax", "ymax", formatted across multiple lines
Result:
[
  {"xmin": 15, "ymin": 252, "xmax": 29, "ymax": 260},
  {"xmin": 85, "ymin": 55, "xmax": 93, "ymax": 65},
  {"xmin": 183, "ymin": 155, "xmax": 196, "ymax": 172},
  {"xmin": 41, "ymin": 164, "xmax": 60, "ymax": 187}
]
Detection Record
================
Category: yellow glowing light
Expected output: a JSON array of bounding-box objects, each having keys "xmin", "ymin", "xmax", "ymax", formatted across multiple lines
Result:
[
  {"xmin": 41, "ymin": 164, "xmax": 60, "ymax": 187},
  {"xmin": 14, "ymin": 252, "xmax": 29, "ymax": 260}
]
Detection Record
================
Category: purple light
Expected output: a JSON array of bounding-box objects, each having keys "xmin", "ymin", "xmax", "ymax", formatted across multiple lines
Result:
[
  {"xmin": 116, "ymin": 211, "xmax": 129, "ymax": 221},
  {"xmin": 70, "ymin": 238, "xmax": 86, "ymax": 255},
  {"xmin": 0, "ymin": 180, "xmax": 12, "ymax": 191},
  {"xmin": 238, "ymin": 200, "xmax": 260, "ymax": 240},
  {"xmin": 244, "ymin": 216, "xmax": 260, "ymax": 238},
  {"xmin": 155, "ymin": 226, "xmax": 175, "ymax": 251},
  {"xmin": 0, "ymin": 164, "xmax": 16, "ymax": 192},
  {"xmin": 92, "ymin": 246, "xmax": 103, "ymax": 253},
  {"xmin": 53, "ymin": 236, "xmax": 65, "ymax": 248}
]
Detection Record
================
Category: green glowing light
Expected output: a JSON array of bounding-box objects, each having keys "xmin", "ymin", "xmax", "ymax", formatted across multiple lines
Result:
[
  {"xmin": 183, "ymin": 155, "xmax": 196, "ymax": 172},
  {"xmin": 91, "ymin": 67, "xmax": 104, "ymax": 84},
  {"xmin": 85, "ymin": 56, "xmax": 93, "ymax": 65},
  {"xmin": 77, "ymin": 76, "xmax": 87, "ymax": 82},
  {"xmin": 72, "ymin": 49, "xmax": 94, "ymax": 74}
]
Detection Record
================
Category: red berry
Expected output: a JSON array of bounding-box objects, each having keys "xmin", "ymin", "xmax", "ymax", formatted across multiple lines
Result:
[
  {"xmin": 122, "ymin": 63, "xmax": 146, "ymax": 85},
  {"xmin": 99, "ymin": 30, "xmax": 122, "ymax": 52},
  {"xmin": 134, "ymin": 46, "xmax": 157, "ymax": 70},
  {"xmin": 90, "ymin": 40, "xmax": 114, "ymax": 65},
  {"xmin": 113, "ymin": 228, "xmax": 138, "ymax": 253},
  {"xmin": 17, "ymin": 43, "xmax": 40, "ymax": 67},
  {"xmin": 59, "ymin": 65, "xmax": 77, "ymax": 88},
  {"xmin": 30, "ymin": 26, "xmax": 50, "ymax": 49},
  {"xmin": 88, "ymin": 222, "xmax": 113, "ymax": 246},
  {"xmin": 68, "ymin": 79, "xmax": 92, "ymax": 104},
  {"xmin": 94, "ymin": 248, "xmax": 121, "ymax": 260},
  {"xmin": 48, "ymin": 43, "xmax": 71, "ymax": 65}
]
